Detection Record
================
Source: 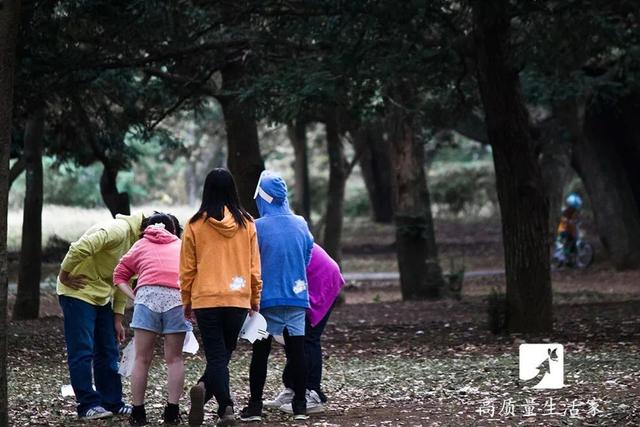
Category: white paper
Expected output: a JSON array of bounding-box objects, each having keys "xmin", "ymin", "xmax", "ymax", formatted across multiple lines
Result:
[
  {"xmin": 182, "ymin": 331, "xmax": 199, "ymax": 354},
  {"xmin": 61, "ymin": 384, "xmax": 95, "ymax": 397},
  {"xmin": 118, "ymin": 339, "xmax": 136, "ymax": 377},
  {"xmin": 239, "ymin": 313, "xmax": 269, "ymax": 343},
  {"xmin": 61, "ymin": 384, "xmax": 75, "ymax": 397}
]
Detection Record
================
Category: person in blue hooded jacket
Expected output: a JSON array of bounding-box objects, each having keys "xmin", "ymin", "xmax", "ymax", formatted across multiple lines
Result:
[{"xmin": 240, "ymin": 171, "xmax": 314, "ymax": 422}]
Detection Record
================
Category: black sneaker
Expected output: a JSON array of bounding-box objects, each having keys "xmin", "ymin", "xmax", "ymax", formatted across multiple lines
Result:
[
  {"xmin": 189, "ymin": 383, "xmax": 206, "ymax": 426},
  {"xmin": 163, "ymin": 403, "xmax": 181, "ymax": 425},
  {"xmin": 292, "ymin": 400, "xmax": 308, "ymax": 421},
  {"xmin": 239, "ymin": 400, "xmax": 262, "ymax": 422},
  {"xmin": 315, "ymin": 389, "xmax": 328, "ymax": 404},
  {"xmin": 217, "ymin": 405, "xmax": 236, "ymax": 426},
  {"xmin": 129, "ymin": 405, "xmax": 148, "ymax": 426}
]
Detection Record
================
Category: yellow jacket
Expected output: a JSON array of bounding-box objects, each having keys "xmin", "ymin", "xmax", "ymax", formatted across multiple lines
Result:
[
  {"xmin": 557, "ymin": 208, "xmax": 578, "ymax": 237},
  {"xmin": 57, "ymin": 212, "xmax": 144, "ymax": 314},
  {"xmin": 180, "ymin": 209, "xmax": 262, "ymax": 309}
]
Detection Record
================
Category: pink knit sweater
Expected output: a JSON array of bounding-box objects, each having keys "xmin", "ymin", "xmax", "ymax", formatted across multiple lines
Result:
[{"xmin": 113, "ymin": 226, "xmax": 181, "ymax": 292}]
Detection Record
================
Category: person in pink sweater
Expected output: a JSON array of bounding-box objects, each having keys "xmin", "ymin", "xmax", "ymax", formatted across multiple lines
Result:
[{"xmin": 113, "ymin": 212, "xmax": 190, "ymax": 426}]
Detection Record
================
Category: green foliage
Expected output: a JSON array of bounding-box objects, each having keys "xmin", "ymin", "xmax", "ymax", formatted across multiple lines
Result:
[
  {"xmin": 518, "ymin": 0, "xmax": 640, "ymax": 107},
  {"xmin": 10, "ymin": 158, "xmax": 100, "ymax": 208},
  {"xmin": 43, "ymin": 162, "xmax": 103, "ymax": 208},
  {"xmin": 428, "ymin": 161, "xmax": 497, "ymax": 217},
  {"xmin": 431, "ymin": 137, "xmax": 492, "ymax": 163},
  {"xmin": 344, "ymin": 190, "xmax": 371, "ymax": 218},
  {"xmin": 237, "ymin": 1, "xmax": 467, "ymax": 124},
  {"xmin": 10, "ymin": 135, "xmax": 193, "ymax": 208}
]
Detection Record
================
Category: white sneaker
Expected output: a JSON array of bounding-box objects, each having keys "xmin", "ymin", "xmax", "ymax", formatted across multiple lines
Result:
[
  {"xmin": 80, "ymin": 406, "xmax": 113, "ymax": 420},
  {"xmin": 264, "ymin": 387, "xmax": 294, "ymax": 409},
  {"xmin": 306, "ymin": 390, "xmax": 325, "ymax": 414},
  {"xmin": 279, "ymin": 390, "xmax": 325, "ymax": 415}
]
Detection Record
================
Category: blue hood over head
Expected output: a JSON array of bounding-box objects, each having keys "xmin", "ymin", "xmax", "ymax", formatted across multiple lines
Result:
[
  {"xmin": 253, "ymin": 170, "xmax": 314, "ymax": 310},
  {"xmin": 254, "ymin": 171, "xmax": 291, "ymax": 217}
]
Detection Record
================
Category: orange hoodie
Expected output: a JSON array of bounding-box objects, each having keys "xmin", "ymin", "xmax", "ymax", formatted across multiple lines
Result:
[{"xmin": 180, "ymin": 209, "xmax": 262, "ymax": 309}]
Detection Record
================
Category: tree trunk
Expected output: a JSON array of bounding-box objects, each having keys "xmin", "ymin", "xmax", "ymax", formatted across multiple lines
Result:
[
  {"xmin": 287, "ymin": 119, "xmax": 311, "ymax": 221},
  {"xmin": 613, "ymin": 92, "xmax": 640, "ymax": 212},
  {"xmin": 322, "ymin": 112, "xmax": 348, "ymax": 265},
  {"xmin": 220, "ymin": 63, "xmax": 265, "ymax": 218},
  {"xmin": 1, "ymin": 1, "xmax": 21, "ymax": 425},
  {"xmin": 14, "ymin": 108, "xmax": 44, "ymax": 320},
  {"xmin": 388, "ymin": 85, "xmax": 445, "ymax": 300},
  {"xmin": 100, "ymin": 161, "xmax": 130, "ymax": 217},
  {"xmin": 473, "ymin": 0, "xmax": 552, "ymax": 333},
  {"xmin": 568, "ymin": 98, "xmax": 640, "ymax": 269},
  {"xmin": 354, "ymin": 121, "xmax": 394, "ymax": 223},
  {"xmin": 537, "ymin": 115, "xmax": 573, "ymax": 241}
]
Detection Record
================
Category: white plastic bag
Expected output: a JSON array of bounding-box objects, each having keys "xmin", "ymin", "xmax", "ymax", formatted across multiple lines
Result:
[
  {"xmin": 118, "ymin": 339, "xmax": 136, "ymax": 377},
  {"xmin": 239, "ymin": 313, "xmax": 269, "ymax": 343},
  {"xmin": 182, "ymin": 331, "xmax": 199, "ymax": 354}
]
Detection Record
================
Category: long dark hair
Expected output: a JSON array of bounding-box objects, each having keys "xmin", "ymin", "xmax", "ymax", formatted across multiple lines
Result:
[{"xmin": 190, "ymin": 168, "xmax": 253, "ymax": 227}]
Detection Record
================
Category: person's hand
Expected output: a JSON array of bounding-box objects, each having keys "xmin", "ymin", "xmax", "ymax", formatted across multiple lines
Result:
[
  {"xmin": 59, "ymin": 270, "xmax": 88, "ymax": 290},
  {"xmin": 184, "ymin": 304, "xmax": 196, "ymax": 324},
  {"xmin": 114, "ymin": 313, "xmax": 126, "ymax": 343},
  {"xmin": 249, "ymin": 304, "xmax": 260, "ymax": 317}
]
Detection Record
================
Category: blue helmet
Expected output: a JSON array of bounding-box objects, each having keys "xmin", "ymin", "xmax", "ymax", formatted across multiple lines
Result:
[{"xmin": 566, "ymin": 193, "xmax": 583, "ymax": 210}]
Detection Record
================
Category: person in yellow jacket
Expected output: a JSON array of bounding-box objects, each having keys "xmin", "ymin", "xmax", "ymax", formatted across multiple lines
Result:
[
  {"xmin": 180, "ymin": 168, "xmax": 262, "ymax": 426},
  {"xmin": 57, "ymin": 212, "xmax": 144, "ymax": 420}
]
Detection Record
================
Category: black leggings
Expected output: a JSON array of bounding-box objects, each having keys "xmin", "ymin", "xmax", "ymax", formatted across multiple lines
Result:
[
  {"xmin": 249, "ymin": 329, "xmax": 306, "ymax": 404},
  {"xmin": 194, "ymin": 307, "xmax": 247, "ymax": 415}
]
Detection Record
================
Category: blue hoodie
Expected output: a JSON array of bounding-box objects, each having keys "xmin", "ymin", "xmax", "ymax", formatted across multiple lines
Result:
[{"xmin": 254, "ymin": 171, "xmax": 314, "ymax": 310}]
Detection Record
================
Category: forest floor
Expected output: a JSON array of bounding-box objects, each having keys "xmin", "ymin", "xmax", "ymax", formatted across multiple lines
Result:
[{"xmin": 6, "ymin": 217, "xmax": 640, "ymax": 426}]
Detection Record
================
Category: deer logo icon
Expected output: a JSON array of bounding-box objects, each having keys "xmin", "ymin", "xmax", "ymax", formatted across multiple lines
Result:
[{"xmin": 519, "ymin": 344, "xmax": 564, "ymax": 389}]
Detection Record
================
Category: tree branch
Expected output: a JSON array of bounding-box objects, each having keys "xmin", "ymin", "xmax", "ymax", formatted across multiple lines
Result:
[{"xmin": 9, "ymin": 157, "xmax": 25, "ymax": 186}]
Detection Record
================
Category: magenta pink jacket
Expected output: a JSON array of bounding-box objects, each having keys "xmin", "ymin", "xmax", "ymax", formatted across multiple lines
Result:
[
  {"xmin": 307, "ymin": 243, "xmax": 345, "ymax": 326},
  {"xmin": 113, "ymin": 226, "xmax": 181, "ymax": 293}
]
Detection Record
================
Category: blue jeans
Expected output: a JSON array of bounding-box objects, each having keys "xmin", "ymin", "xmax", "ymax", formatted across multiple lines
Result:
[
  {"xmin": 131, "ymin": 304, "xmax": 193, "ymax": 334},
  {"xmin": 59, "ymin": 295, "xmax": 125, "ymax": 416},
  {"xmin": 262, "ymin": 306, "xmax": 306, "ymax": 336}
]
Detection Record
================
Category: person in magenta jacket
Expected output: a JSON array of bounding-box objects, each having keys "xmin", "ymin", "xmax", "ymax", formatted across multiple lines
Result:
[
  {"xmin": 113, "ymin": 212, "xmax": 190, "ymax": 426},
  {"xmin": 265, "ymin": 243, "xmax": 344, "ymax": 414}
]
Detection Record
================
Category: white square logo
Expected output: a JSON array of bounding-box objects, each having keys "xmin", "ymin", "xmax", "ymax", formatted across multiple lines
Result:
[{"xmin": 519, "ymin": 344, "xmax": 564, "ymax": 389}]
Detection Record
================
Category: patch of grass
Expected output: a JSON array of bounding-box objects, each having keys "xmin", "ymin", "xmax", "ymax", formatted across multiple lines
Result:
[
  {"xmin": 9, "ymin": 341, "xmax": 639, "ymax": 425},
  {"xmin": 7, "ymin": 204, "xmax": 196, "ymax": 252}
]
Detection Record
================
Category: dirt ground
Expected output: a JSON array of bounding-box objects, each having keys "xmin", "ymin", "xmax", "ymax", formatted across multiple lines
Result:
[{"xmin": 6, "ymin": 218, "xmax": 640, "ymax": 425}]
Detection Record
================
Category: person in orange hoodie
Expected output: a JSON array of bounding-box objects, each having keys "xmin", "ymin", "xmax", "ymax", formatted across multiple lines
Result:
[{"xmin": 179, "ymin": 168, "xmax": 262, "ymax": 426}]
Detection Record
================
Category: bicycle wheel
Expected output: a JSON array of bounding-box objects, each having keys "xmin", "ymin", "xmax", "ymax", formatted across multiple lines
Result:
[{"xmin": 575, "ymin": 241, "xmax": 594, "ymax": 269}]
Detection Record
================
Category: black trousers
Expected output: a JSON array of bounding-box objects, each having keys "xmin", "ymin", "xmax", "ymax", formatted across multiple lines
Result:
[
  {"xmin": 194, "ymin": 307, "xmax": 247, "ymax": 414},
  {"xmin": 249, "ymin": 331, "xmax": 306, "ymax": 405},
  {"xmin": 282, "ymin": 306, "xmax": 333, "ymax": 399}
]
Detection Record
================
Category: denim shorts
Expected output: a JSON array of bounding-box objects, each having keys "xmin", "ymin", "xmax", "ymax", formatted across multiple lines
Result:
[
  {"xmin": 262, "ymin": 307, "xmax": 306, "ymax": 337},
  {"xmin": 131, "ymin": 304, "xmax": 192, "ymax": 335}
]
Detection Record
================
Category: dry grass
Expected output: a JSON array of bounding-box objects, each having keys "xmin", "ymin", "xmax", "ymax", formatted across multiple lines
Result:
[{"xmin": 7, "ymin": 204, "xmax": 196, "ymax": 251}]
